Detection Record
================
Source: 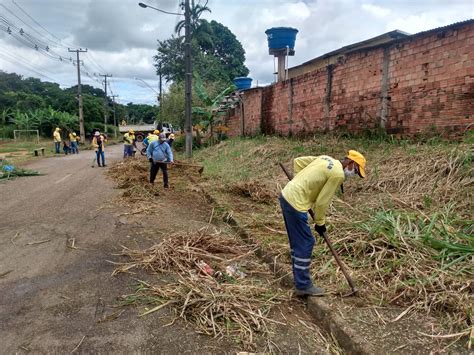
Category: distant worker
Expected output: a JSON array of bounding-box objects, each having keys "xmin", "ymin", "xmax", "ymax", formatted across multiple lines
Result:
[
  {"xmin": 149, "ymin": 129, "xmax": 160, "ymax": 143},
  {"xmin": 75, "ymin": 133, "xmax": 81, "ymax": 153},
  {"xmin": 123, "ymin": 129, "xmax": 135, "ymax": 158},
  {"xmin": 142, "ymin": 132, "xmax": 152, "ymax": 149},
  {"xmin": 92, "ymin": 131, "xmax": 107, "ymax": 167},
  {"xmin": 279, "ymin": 150, "xmax": 366, "ymax": 297},
  {"xmin": 142, "ymin": 130, "xmax": 159, "ymax": 149},
  {"xmin": 146, "ymin": 133, "xmax": 173, "ymax": 188},
  {"xmin": 62, "ymin": 140, "xmax": 71, "ymax": 155},
  {"xmin": 167, "ymin": 133, "xmax": 175, "ymax": 147},
  {"xmin": 69, "ymin": 132, "xmax": 78, "ymax": 154},
  {"xmin": 53, "ymin": 127, "xmax": 61, "ymax": 154},
  {"xmin": 121, "ymin": 119, "xmax": 127, "ymax": 126}
]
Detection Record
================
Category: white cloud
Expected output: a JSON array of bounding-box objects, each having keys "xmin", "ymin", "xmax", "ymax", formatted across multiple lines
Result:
[
  {"xmin": 362, "ymin": 3, "xmax": 391, "ymax": 18},
  {"xmin": 0, "ymin": 0, "xmax": 472, "ymax": 104}
]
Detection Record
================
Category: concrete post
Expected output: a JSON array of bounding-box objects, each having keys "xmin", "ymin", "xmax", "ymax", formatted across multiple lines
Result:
[
  {"xmin": 379, "ymin": 46, "xmax": 391, "ymax": 130},
  {"xmin": 324, "ymin": 64, "xmax": 334, "ymax": 132},
  {"xmin": 277, "ymin": 55, "xmax": 286, "ymax": 82}
]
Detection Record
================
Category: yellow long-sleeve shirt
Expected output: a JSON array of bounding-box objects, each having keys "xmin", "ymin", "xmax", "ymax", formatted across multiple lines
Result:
[
  {"xmin": 53, "ymin": 130, "xmax": 61, "ymax": 143},
  {"xmin": 281, "ymin": 155, "xmax": 344, "ymax": 226},
  {"xmin": 148, "ymin": 134, "xmax": 159, "ymax": 143}
]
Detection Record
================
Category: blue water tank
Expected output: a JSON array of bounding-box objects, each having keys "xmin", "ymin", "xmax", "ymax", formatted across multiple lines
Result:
[
  {"xmin": 265, "ymin": 27, "xmax": 298, "ymax": 55},
  {"xmin": 233, "ymin": 77, "xmax": 252, "ymax": 90}
]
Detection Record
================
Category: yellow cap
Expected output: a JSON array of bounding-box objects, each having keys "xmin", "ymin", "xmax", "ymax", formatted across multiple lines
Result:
[
  {"xmin": 347, "ymin": 150, "xmax": 366, "ymax": 178},
  {"xmin": 153, "ymin": 129, "xmax": 160, "ymax": 134},
  {"xmin": 129, "ymin": 129, "xmax": 135, "ymax": 134}
]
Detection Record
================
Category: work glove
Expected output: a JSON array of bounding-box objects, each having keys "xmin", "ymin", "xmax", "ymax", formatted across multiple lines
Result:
[
  {"xmin": 148, "ymin": 158, "xmax": 153, "ymax": 163},
  {"xmin": 314, "ymin": 224, "xmax": 326, "ymax": 237}
]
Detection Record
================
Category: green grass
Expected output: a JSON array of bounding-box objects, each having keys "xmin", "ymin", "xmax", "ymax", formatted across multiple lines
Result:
[{"xmin": 190, "ymin": 133, "xmax": 473, "ymax": 328}]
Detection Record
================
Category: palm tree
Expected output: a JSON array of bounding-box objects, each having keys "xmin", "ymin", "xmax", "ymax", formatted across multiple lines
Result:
[{"xmin": 175, "ymin": 0, "xmax": 211, "ymax": 35}]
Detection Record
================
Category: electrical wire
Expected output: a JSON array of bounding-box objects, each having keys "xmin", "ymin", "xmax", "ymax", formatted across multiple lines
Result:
[
  {"xmin": 0, "ymin": 2, "xmax": 119, "ymax": 94},
  {"xmin": 11, "ymin": 0, "xmax": 65, "ymax": 45},
  {"xmin": 0, "ymin": 52, "xmax": 60, "ymax": 83}
]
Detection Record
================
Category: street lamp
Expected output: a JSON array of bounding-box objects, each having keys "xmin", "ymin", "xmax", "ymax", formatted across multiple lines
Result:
[{"xmin": 138, "ymin": 1, "xmax": 192, "ymax": 158}]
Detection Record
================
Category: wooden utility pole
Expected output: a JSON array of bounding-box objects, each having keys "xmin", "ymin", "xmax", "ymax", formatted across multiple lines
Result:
[
  {"xmin": 99, "ymin": 73, "xmax": 112, "ymax": 134},
  {"xmin": 158, "ymin": 62, "xmax": 163, "ymax": 105},
  {"xmin": 68, "ymin": 48, "xmax": 87, "ymax": 143},
  {"xmin": 184, "ymin": 0, "xmax": 192, "ymax": 158},
  {"xmin": 110, "ymin": 95, "xmax": 119, "ymax": 127}
]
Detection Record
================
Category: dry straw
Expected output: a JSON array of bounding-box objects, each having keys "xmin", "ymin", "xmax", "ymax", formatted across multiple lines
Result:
[{"xmin": 113, "ymin": 228, "xmax": 287, "ymax": 346}]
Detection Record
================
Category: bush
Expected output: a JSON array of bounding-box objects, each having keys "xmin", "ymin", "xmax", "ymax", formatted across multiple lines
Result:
[{"xmin": 0, "ymin": 125, "xmax": 15, "ymax": 139}]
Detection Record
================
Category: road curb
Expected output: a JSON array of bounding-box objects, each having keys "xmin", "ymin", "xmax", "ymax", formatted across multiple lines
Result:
[{"xmin": 194, "ymin": 179, "xmax": 374, "ymax": 354}]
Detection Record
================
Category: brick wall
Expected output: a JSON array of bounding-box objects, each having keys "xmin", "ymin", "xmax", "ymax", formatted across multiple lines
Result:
[{"xmin": 226, "ymin": 20, "xmax": 473, "ymax": 137}]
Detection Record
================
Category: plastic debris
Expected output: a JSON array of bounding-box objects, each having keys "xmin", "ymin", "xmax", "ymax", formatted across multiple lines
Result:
[
  {"xmin": 197, "ymin": 260, "xmax": 214, "ymax": 276},
  {"xmin": 225, "ymin": 264, "xmax": 246, "ymax": 279}
]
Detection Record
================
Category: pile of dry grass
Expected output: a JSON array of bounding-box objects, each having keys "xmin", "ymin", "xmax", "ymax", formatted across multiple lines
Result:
[
  {"xmin": 315, "ymin": 147, "xmax": 473, "ymax": 327},
  {"xmin": 107, "ymin": 159, "xmax": 158, "ymax": 201},
  {"xmin": 113, "ymin": 228, "xmax": 286, "ymax": 346},
  {"xmin": 108, "ymin": 159, "xmax": 148, "ymax": 188},
  {"xmin": 228, "ymin": 181, "xmax": 278, "ymax": 204},
  {"xmin": 361, "ymin": 147, "xmax": 473, "ymax": 214},
  {"xmin": 210, "ymin": 142, "xmax": 473, "ymax": 329}
]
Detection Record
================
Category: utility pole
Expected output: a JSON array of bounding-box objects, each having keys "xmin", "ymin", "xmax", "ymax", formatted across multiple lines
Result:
[
  {"xmin": 111, "ymin": 94, "xmax": 119, "ymax": 138},
  {"xmin": 99, "ymin": 73, "xmax": 112, "ymax": 134},
  {"xmin": 158, "ymin": 62, "xmax": 163, "ymax": 105},
  {"xmin": 68, "ymin": 48, "xmax": 87, "ymax": 143},
  {"xmin": 184, "ymin": 0, "xmax": 192, "ymax": 158},
  {"xmin": 110, "ymin": 95, "xmax": 119, "ymax": 127}
]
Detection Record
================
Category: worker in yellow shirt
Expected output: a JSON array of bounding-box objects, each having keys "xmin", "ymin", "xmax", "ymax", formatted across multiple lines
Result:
[
  {"xmin": 279, "ymin": 150, "xmax": 366, "ymax": 296},
  {"xmin": 53, "ymin": 127, "xmax": 61, "ymax": 154},
  {"xmin": 123, "ymin": 129, "xmax": 135, "ymax": 158}
]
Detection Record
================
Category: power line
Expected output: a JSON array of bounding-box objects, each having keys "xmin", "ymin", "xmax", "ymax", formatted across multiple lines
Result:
[
  {"xmin": 0, "ymin": 44, "xmax": 59, "ymax": 78},
  {"xmin": 0, "ymin": 51, "xmax": 61, "ymax": 83},
  {"xmin": 69, "ymin": 48, "xmax": 87, "ymax": 143},
  {"xmin": 99, "ymin": 73, "xmax": 112, "ymax": 133},
  {"xmin": 11, "ymin": 0, "xmax": 65, "ymax": 45}
]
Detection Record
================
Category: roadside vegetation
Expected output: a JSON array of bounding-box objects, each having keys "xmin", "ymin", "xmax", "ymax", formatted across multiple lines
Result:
[{"xmin": 192, "ymin": 133, "xmax": 473, "ymax": 338}]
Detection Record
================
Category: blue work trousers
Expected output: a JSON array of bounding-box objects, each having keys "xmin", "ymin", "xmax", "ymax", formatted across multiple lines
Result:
[
  {"xmin": 71, "ymin": 141, "xmax": 78, "ymax": 154},
  {"xmin": 96, "ymin": 150, "xmax": 105, "ymax": 166},
  {"xmin": 55, "ymin": 142, "xmax": 60, "ymax": 154},
  {"xmin": 279, "ymin": 194, "xmax": 315, "ymax": 290},
  {"xmin": 124, "ymin": 144, "xmax": 134, "ymax": 158}
]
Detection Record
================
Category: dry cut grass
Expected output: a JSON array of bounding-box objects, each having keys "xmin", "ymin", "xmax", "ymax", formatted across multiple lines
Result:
[
  {"xmin": 112, "ymin": 228, "xmax": 287, "ymax": 348},
  {"xmin": 194, "ymin": 136, "xmax": 473, "ymax": 331}
]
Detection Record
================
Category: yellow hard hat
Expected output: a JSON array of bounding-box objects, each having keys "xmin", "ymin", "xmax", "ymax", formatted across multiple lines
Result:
[
  {"xmin": 347, "ymin": 150, "xmax": 366, "ymax": 178},
  {"xmin": 129, "ymin": 129, "xmax": 135, "ymax": 134},
  {"xmin": 153, "ymin": 129, "xmax": 160, "ymax": 134}
]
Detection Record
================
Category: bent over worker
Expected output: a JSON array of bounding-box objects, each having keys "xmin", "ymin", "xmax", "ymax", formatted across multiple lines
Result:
[
  {"xmin": 279, "ymin": 150, "xmax": 366, "ymax": 296},
  {"xmin": 146, "ymin": 133, "xmax": 173, "ymax": 188}
]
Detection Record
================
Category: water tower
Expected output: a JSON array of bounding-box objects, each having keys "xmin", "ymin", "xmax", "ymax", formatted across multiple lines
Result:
[
  {"xmin": 265, "ymin": 27, "xmax": 298, "ymax": 82},
  {"xmin": 233, "ymin": 77, "xmax": 253, "ymax": 91}
]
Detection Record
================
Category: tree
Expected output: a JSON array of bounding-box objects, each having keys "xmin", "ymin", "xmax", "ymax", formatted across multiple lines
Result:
[
  {"xmin": 154, "ymin": 20, "xmax": 249, "ymax": 84},
  {"xmin": 192, "ymin": 75, "xmax": 235, "ymax": 143},
  {"xmin": 174, "ymin": 0, "xmax": 211, "ymax": 35},
  {"xmin": 0, "ymin": 70, "xmax": 158, "ymax": 137},
  {"xmin": 201, "ymin": 21, "xmax": 249, "ymax": 81}
]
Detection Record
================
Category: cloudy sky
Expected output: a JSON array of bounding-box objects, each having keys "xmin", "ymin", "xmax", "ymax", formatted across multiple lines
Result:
[{"xmin": 0, "ymin": 0, "xmax": 472, "ymax": 105}]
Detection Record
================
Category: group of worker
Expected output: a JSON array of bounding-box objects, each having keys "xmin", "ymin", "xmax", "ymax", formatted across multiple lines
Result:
[
  {"xmin": 54, "ymin": 125, "xmax": 369, "ymax": 297},
  {"xmin": 122, "ymin": 128, "xmax": 175, "ymax": 187},
  {"xmin": 53, "ymin": 127, "xmax": 80, "ymax": 155}
]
